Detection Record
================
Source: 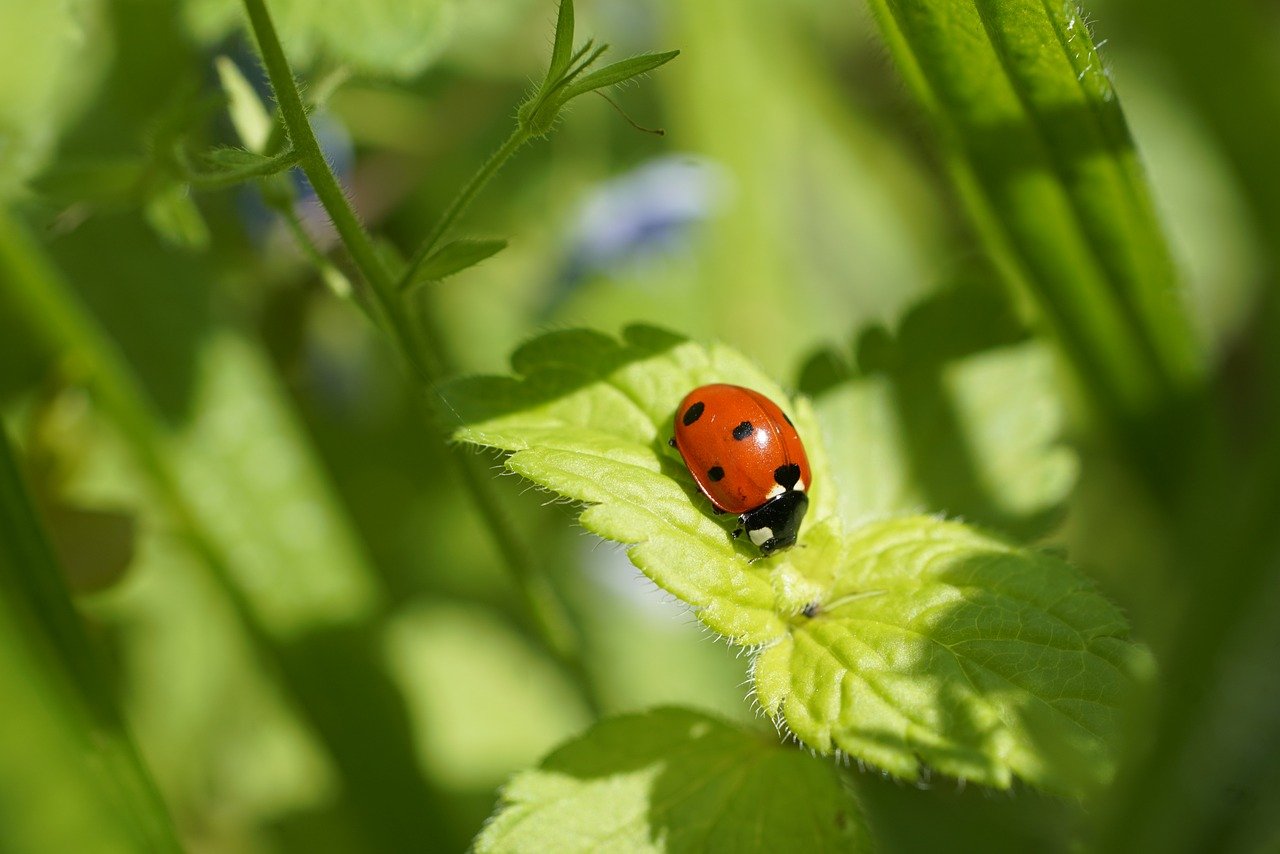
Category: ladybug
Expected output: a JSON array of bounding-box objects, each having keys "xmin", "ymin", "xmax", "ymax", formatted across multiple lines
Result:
[{"xmin": 668, "ymin": 383, "xmax": 811, "ymax": 555}]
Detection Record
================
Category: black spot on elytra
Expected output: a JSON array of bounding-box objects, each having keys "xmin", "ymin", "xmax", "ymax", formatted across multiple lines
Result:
[
  {"xmin": 707, "ymin": 466, "xmax": 725, "ymax": 482},
  {"xmin": 774, "ymin": 463, "xmax": 801, "ymax": 489},
  {"xmin": 682, "ymin": 401, "xmax": 705, "ymax": 426},
  {"xmin": 732, "ymin": 420, "xmax": 753, "ymax": 440}
]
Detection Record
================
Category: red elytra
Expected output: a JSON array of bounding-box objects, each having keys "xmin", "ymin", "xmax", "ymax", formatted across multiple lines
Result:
[{"xmin": 669, "ymin": 383, "xmax": 811, "ymax": 554}]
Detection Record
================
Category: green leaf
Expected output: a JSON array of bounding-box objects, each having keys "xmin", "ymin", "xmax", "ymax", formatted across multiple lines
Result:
[
  {"xmin": 446, "ymin": 325, "xmax": 839, "ymax": 646},
  {"xmin": 864, "ymin": 0, "xmax": 1201, "ymax": 428},
  {"xmin": 385, "ymin": 602, "xmax": 591, "ymax": 790},
  {"xmin": 450, "ymin": 326, "xmax": 1148, "ymax": 794},
  {"xmin": 189, "ymin": 146, "xmax": 301, "ymax": 186},
  {"xmin": 476, "ymin": 707, "xmax": 870, "ymax": 853},
  {"xmin": 172, "ymin": 333, "xmax": 381, "ymax": 638},
  {"xmin": 143, "ymin": 182, "xmax": 210, "ymax": 249},
  {"xmin": 215, "ymin": 55, "xmax": 272, "ymax": 152},
  {"xmin": 0, "ymin": 0, "xmax": 110, "ymax": 200},
  {"xmin": 754, "ymin": 517, "xmax": 1148, "ymax": 795},
  {"xmin": 404, "ymin": 237, "xmax": 508, "ymax": 289},
  {"xmin": 0, "ymin": 427, "xmax": 180, "ymax": 852},
  {"xmin": 203, "ymin": 148, "xmax": 272, "ymax": 170},
  {"xmin": 544, "ymin": 0, "xmax": 576, "ymax": 86},
  {"xmin": 560, "ymin": 51, "xmax": 681, "ymax": 100},
  {"xmin": 805, "ymin": 285, "xmax": 1078, "ymax": 539},
  {"xmin": 185, "ymin": 0, "xmax": 458, "ymax": 78}
]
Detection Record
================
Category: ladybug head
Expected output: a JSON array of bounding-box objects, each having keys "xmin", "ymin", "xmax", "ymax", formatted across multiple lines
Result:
[{"xmin": 742, "ymin": 490, "xmax": 809, "ymax": 555}]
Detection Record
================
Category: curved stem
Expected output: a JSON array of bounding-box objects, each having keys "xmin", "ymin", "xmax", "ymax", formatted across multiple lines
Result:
[
  {"xmin": 240, "ymin": 0, "xmax": 595, "ymax": 705},
  {"xmin": 400, "ymin": 125, "xmax": 530, "ymax": 291}
]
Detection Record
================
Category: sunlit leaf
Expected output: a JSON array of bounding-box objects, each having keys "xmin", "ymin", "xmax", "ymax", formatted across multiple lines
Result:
[
  {"xmin": 806, "ymin": 286, "xmax": 1078, "ymax": 538},
  {"xmin": 476, "ymin": 707, "xmax": 870, "ymax": 853},
  {"xmin": 445, "ymin": 324, "xmax": 838, "ymax": 646},
  {"xmin": 173, "ymin": 333, "xmax": 381, "ymax": 638},
  {"xmin": 215, "ymin": 56, "xmax": 272, "ymax": 152},
  {"xmin": 754, "ymin": 518, "xmax": 1148, "ymax": 795},
  {"xmin": 450, "ymin": 326, "xmax": 1146, "ymax": 794},
  {"xmin": 385, "ymin": 602, "xmax": 591, "ymax": 790},
  {"xmin": 0, "ymin": 0, "xmax": 110, "ymax": 199}
]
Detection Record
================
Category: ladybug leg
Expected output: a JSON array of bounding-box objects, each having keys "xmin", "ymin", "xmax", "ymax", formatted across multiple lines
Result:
[
  {"xmin": 668, "ymin": 436, "xmax": 677, "ymax": 448},
  {"xmin": 711, "ymin": 506, "xmax": 725, "ymax": 516}
]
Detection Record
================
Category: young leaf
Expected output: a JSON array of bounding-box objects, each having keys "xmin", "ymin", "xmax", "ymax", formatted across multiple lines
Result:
[
  {"xmin": 403, "ymin": 237, "xmax": 508, "ymax": 290},
  {"xmin": 143, "ymin": 182, "xmax": 209, "ymax": 249},
  {"xmin": 181, "ymin": 147, "xmax": 301, "ymax": 189},
  {"xmin": 203, "ymin": 147, "xmax": 270, "ymax": 170},
  {"xmin": 475, "ymin": 707, "xmax": 870, "ymax": 853},
  {"xmin": 543, "ymin": 0, "xmax": 576, "ymax": 87},
  {"xmin": 449, "ymin": 326, "xmax": 1149, "ymax": 794},
  {"xmin": 560, "ymin": 51, "xmax": 681, "ymax": 101},
  {"xmin": 215, "ymin": 56, "xmax": 272, "ymax": 152}
]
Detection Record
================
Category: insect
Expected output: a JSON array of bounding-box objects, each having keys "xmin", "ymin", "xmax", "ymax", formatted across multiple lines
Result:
[{"xmin": 668, "ymin": 383, "xmax": 811, "ymax": 555}]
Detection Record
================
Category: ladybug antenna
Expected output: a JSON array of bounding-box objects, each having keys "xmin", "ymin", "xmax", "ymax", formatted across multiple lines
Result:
[{"xmin": 593, "ymin": 91, "xmax": 665, "ymax": 136}]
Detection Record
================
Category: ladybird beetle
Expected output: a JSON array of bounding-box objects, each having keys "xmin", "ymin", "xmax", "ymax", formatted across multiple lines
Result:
[{"xmin": 668, "ymin": 383, "xmax": 811, "ymax": 555}]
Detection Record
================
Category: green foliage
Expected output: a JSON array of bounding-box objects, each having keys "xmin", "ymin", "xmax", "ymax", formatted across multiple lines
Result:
[
  {"xmin": 476, "ymin": 707, "xmax": 869, "ymax": 853},
  {"xmin": 184, "ymin": 0, "xmax": 458, "ymax": 78},
  {"xmin": 864, "ymin": 0, "xmax": 1200, "ymax": 430},
  {"xmin": 171, "ymin": 333, "xmax": 381, "ymax": 636},
  {"xmin": 753, "ymin": 517, "xmax": 1144, "ymax": 794},
  {"xmin": 517, "ymin": 1, "xmax": 677, "ymax": 139},
  {"xmin": 447, "ymin": 325, "xmax": 836, "ymax": 644},
  {"xmin": 451, "ymin": 325, "xmax": 1145, "ymax": 794},
  {"xmin": 142, "ymin": 181, "xmax": 210, "ymax": 249},
  {"xmin": 3, "ymin": 0, "xmax": 1277, "ymax": 849},
  {"xmin": 0, "ymin": 0, "xmax": 108, "ymax": 200},
  {"xmin": 803, "ymin": 285, "xmax": 1077, "ymax": 538},
  {"xmin": 0, "ymin": 428, "xmax": 180, "ymax": 851},
  {"xmin": 405, "ymin": 238, "xmax": 509, "ymax": 290}
]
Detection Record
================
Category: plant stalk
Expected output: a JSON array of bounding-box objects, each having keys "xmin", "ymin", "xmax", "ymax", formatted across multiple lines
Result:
[{"xmin": 240, "ymin": 0, "xmax": 595, "ymax": 706}]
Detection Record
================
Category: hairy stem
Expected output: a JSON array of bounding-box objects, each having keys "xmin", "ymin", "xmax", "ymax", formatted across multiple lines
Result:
[
  {"xmin": 401, "ymin": 125, "xmax": 530, "ymax": 290},
  {"xmin": 239, "ymin": 0, "xmax": 595, "ymax": 705}
]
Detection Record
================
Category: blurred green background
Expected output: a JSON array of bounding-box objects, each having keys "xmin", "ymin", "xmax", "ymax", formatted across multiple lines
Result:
[{"xmin": 1, "ymin": 0, "xmax": 1276, "ymax": 851}]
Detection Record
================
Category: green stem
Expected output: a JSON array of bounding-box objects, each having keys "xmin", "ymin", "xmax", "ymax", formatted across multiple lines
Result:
[
  {"xmin": 400, "ymin": 125, "xmax": 530, "ymax": 291},
  {"xmin": 0, "ymin": 206, "xmax": 471, "ymax": 845},
  {"xmin": 178, "ymin": 146, "xmax": 302, "ymax": 189},
  {"xmin": 240, "ymin": 0, "xmax": 594, "ymax": 702},
  {"xmin": 241, "ymin": 0, "xmax": 434, "ymax": 377}
]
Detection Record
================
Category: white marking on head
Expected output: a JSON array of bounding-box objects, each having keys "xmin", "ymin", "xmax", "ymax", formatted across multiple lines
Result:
[
  {"xmin": 749, "ymin": 527, "xmax": 773, "ymax": 546},
  {"xmin": 765, "ymin": 484, "xmax": 785, "ymax": 500}
]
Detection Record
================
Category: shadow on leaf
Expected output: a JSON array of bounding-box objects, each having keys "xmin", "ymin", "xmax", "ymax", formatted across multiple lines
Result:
[
  {"xmin": 476, "ymin": 707, "xmax": 868, "ymax": 852},
  {"xmin": 799, "ymin": 283, "xmax": 1074, "ymax": 540}
]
